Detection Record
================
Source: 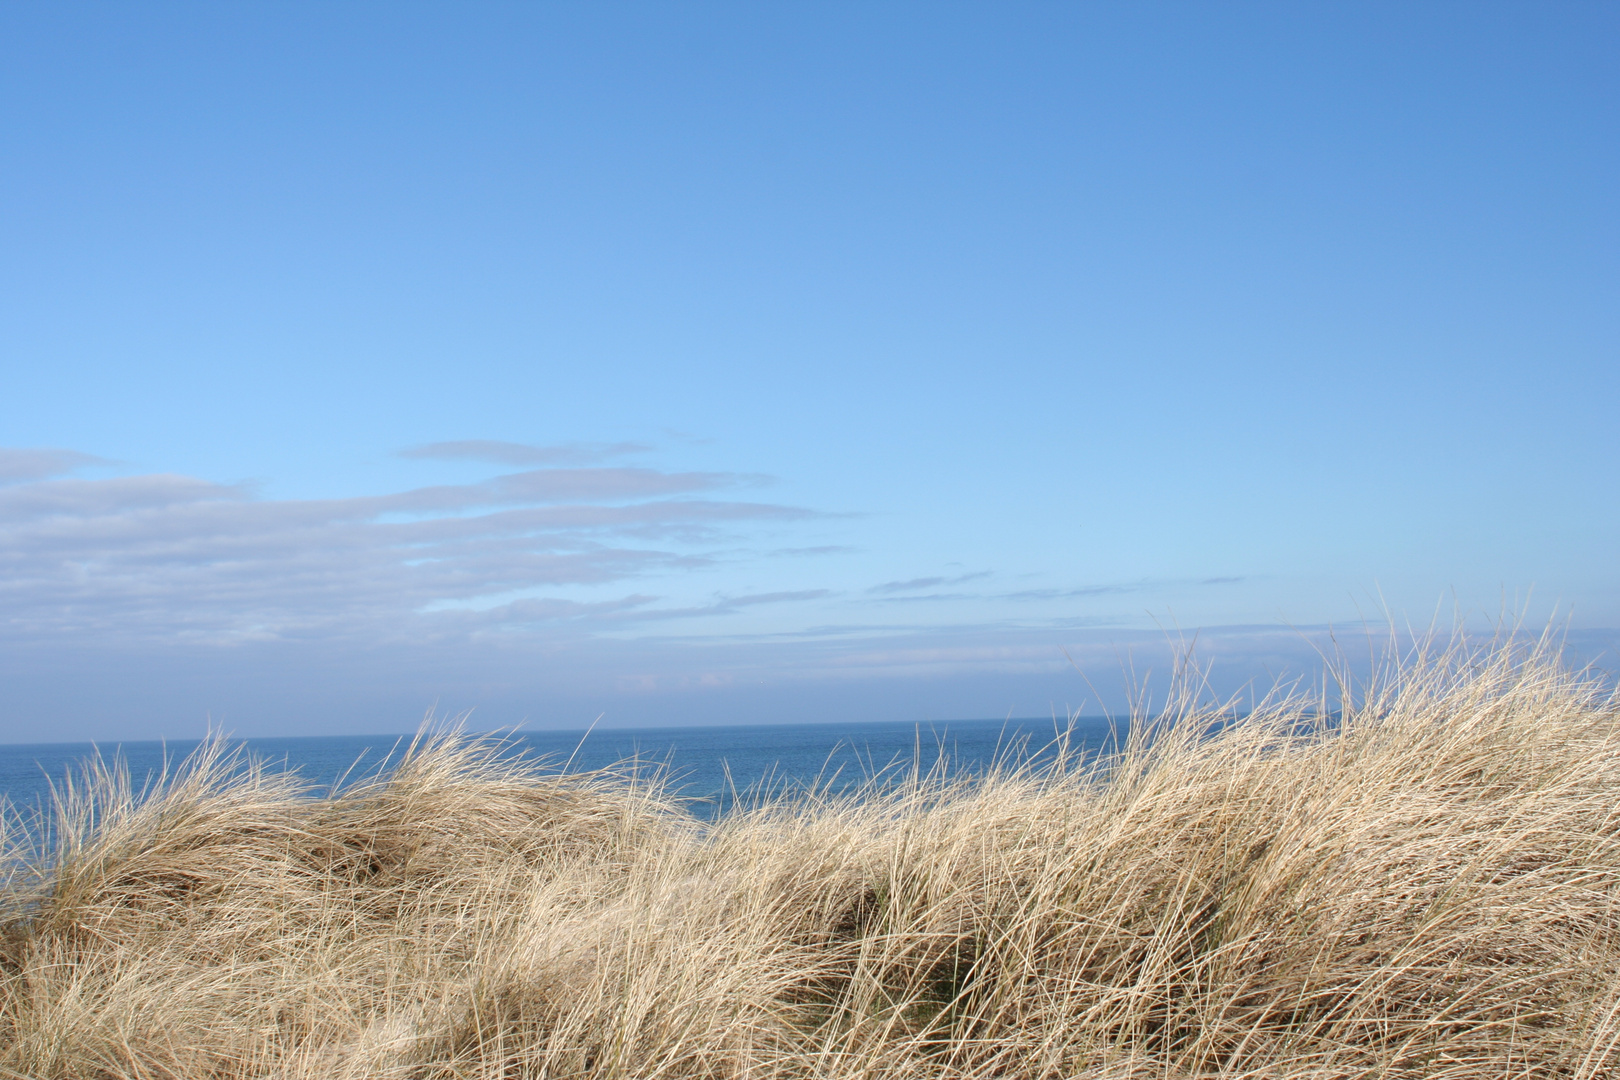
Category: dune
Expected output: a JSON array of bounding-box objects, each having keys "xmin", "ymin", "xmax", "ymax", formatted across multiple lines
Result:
[{"xmin": 2, "ymin": 637, "xmax": 1618, "ymax": 1078}]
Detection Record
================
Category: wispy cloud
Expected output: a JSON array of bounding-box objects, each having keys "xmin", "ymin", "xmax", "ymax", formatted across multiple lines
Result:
[
  {"xmin": 430, "ymin": 589, "xmax": 836, "ymax": 630},
  {"xmin": 0, "ymin": 448, "xmax": 818, "ymax": 646},
  {"xmin": 1002, "ymin": 576, "xmax": 1249, "ymax": 602},
  {"xmin": 721, "ymin": 589, "xmax": 834, "ymax": 608},
  {"xmin": 398, "ymin": 440, "xmax": 651, "ymax": 466},
  {"xmin": 862, "ymin": 574, "xmax": 1247, "ymax": 606},
  {"xmin": 1001, "ymin": 584, "xmax": 1139, "ymax": 601},
  {"xmin": 872, "ymin": 592, "xmax": 978, "ymax": 604},
  {"xmin": 0, "ymin": 448, "xmax": 111, "ymax": 485},
  {"xmin": 867, "ymin": 571, "xmax": 991, "ymax": 595},
  {"xmin": 387, "ymin": 467, "xmax": 738, "ymax": 511}
]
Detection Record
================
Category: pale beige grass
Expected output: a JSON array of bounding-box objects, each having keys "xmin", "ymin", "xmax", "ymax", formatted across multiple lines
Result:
[{"xmin": 2, "ymin": 636, "xmax": 1618, "ymax": 1079}]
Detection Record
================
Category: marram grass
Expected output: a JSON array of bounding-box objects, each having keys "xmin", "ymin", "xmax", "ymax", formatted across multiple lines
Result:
[{"xmin": 3, "ymin": 639, "xmax": 1620, "ymax": 1078}]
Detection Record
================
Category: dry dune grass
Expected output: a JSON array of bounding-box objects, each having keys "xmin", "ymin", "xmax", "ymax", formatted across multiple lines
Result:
[{"xmin": 2, "ymin": 637, "xmax": 1619, "ymax": 1078}]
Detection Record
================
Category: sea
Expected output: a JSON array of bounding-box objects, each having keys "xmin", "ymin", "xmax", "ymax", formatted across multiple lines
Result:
[{"xmin": 0, "ymin": 716, "xmax": 1126, "ymax": 824}]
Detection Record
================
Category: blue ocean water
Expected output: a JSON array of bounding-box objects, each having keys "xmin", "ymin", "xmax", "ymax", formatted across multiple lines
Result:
[{"xmin": 0, "ymin": 717, "xmax": 1123, "ymax": 823}]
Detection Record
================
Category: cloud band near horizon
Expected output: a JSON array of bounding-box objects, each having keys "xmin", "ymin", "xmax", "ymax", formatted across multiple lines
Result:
[{"xmin": 0, "ymin": 445, "xmax": 819, "ymax": 645}]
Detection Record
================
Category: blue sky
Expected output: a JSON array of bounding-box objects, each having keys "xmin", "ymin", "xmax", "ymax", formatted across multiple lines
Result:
[{"xmin": 1, "ymin": 2, "xmax": 1616, "ymax": 741}]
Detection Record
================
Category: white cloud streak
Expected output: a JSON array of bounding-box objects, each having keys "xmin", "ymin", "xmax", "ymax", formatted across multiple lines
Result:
[
  {"xmin": 0, "ymin": 448, "xmax": 112, "ymax": 485},
  {"xmin": 866, "ymin": 571, "xmax": 992, "ymax": 595},
  {"xmin": 0, "ymin": 450, "xmax": 817, "ymax": 645}
]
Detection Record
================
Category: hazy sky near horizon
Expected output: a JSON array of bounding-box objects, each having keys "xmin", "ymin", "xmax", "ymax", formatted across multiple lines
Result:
[{"xmin": 2, "ymin": 2, "xmax": 1616, "ymax": 741}]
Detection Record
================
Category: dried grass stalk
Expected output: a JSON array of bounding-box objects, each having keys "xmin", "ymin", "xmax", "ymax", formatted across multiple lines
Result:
[{"xmin": 2, "ymin": 636, "xmax": 1617, "ymax": 1079}]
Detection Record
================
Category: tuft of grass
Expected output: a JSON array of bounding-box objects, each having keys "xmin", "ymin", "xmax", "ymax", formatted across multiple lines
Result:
[{"xmin": 2, "ymin": 636, "xmax": 1619, "ymax": 1078}]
